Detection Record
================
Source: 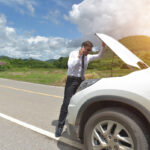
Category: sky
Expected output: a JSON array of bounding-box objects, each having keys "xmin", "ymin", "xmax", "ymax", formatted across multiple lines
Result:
[{"xmin": 0, "ymin": 0, "xmax": 150, "ymax": 61}]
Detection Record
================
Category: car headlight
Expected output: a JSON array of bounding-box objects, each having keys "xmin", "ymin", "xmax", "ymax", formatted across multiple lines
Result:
[{"xmin": 77, "ymin": 78, "xmax": 100, "ymax": 92}]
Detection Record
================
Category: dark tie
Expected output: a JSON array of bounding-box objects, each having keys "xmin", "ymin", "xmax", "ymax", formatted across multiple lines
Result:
[
  {"xmin": 81, "ymin": 54, "xmax": 85, "ymax": 80},
  {"xmin": 82, "ymin": 54, "xmax": 85, "ymax": 69}
]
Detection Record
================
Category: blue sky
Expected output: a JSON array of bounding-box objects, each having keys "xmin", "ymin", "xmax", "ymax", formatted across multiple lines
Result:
[
  {"xmin": 0, "ymin": 0, "xmax": 82, "ymax": 39},
  {"xmin": 0, "ymin": 0, "xmax": 149, "ymax": 60}
]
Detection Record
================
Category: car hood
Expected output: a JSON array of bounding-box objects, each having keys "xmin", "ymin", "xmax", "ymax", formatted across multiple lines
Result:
[{"xmin": 95, "ymin": 33, "xmax": 149, "ymax": 69}]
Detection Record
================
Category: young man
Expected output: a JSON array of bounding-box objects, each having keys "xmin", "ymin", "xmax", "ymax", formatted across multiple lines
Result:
[{"xmin": 55, "ymin": 41, "xmax": 106, "ymax": 137}]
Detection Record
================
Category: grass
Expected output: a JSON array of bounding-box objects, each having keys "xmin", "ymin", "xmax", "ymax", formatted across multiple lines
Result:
[
  {"xmin": 0, "ymin": 68, "xmax": 67, "ymax": 86},
  {"xmin": 0, "ymin": 67, "xmax": 132, "ymax": 86}
]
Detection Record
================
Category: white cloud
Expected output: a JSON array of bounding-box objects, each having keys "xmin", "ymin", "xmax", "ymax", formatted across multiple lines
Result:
[
  {"xmin": 6, "ymin": 27, "xmax": 15, "ymax": 33},
  {"xmin": 27, "ymin": 36, "xmax": 49, "ymax": 44},
  {"xmin": 0, "ymin": 0, "xmax": 36, "ymax": 15},
  {"xmin": 69, "ymin": 0, "xmax": 150, "ymax": 41},
  {"xmin": 0, "ymin": 14, "xmax": 78, "ymax": 61}
]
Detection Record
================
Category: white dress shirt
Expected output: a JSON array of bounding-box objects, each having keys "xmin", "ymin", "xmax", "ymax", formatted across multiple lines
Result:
[{"xmin": 67, "ymin": 48, "xmax": 105, "ymax": 77}]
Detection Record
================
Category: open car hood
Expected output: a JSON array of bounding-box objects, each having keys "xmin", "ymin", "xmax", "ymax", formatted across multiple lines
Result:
[{"xmin": 95, "ymin": 33, "xmax": 149, "ymax": 69}]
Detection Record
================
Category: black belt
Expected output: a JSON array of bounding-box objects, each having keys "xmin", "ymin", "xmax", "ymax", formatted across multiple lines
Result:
[{"xmin": 67, "ymin": 75, "xmax": 82, "ymax": 80}]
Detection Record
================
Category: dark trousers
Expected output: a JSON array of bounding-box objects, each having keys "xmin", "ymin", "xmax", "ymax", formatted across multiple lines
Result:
[{"xmin": 58, "ymin": 75, "xmax": 83, "ymax": 128}]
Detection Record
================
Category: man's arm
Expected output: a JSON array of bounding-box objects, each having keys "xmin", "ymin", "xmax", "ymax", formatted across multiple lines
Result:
[{"xmin": 87, "ymin": 42, "xmax": 106, "ymax": 62}]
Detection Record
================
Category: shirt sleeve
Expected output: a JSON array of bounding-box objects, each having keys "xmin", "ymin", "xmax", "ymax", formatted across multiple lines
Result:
[
  {"xmin": 67, "ymin": 51, "xmax": 80, "ymax": 68},
  {"xmin": 87, "ymin": 47, "xmax": 106, "ymax": 62}
]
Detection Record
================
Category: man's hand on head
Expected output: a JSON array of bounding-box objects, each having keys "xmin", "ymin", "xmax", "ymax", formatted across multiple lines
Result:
[{"xmin": 78, "ymin": 47, "xmax": 85, "ymax": 58}]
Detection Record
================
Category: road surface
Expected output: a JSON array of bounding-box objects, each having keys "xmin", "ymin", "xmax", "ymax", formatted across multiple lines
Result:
[{"xmin": 0, "ymin": 78, "xmax": 83, "ymax": 150}]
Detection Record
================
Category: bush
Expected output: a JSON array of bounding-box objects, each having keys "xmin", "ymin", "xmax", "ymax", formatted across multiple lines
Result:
[
  {"xmin": 0, "ymin": 62, "xmax": 11, "ymax": 71},
  {"xmin": 53, "ymin": 57, "xmax": 68, "ymax": 69}
]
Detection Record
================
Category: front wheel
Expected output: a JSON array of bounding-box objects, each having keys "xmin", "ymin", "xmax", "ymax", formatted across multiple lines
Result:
[{"xmin": 83, "ymin": 107, "xmax": 149, "ymax": 150}]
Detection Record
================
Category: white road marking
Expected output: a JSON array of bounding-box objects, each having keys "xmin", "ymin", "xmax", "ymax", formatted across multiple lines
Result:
[{"xmin": 0, "ymin": 112, "xmax": 83, "ymax": 150}]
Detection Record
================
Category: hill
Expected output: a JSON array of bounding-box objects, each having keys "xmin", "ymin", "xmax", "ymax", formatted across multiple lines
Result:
[
  {"xmin": 119, "ymin": 35, "xmax": 150, "ymax": 65},
  {"xmin": 120, "ymin": 35, "xmax": 150, "ymax": 51}
]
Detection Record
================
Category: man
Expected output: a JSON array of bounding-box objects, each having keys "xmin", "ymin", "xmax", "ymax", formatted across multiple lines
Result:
[{"xmin": 55, "ymin": 40, "xmax": 106, "ymax": 137}]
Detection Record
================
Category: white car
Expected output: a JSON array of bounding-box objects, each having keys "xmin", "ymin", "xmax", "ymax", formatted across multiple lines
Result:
[{"xmin": 66, "ymin": 33, "xmax": 150, "ymax": 150}]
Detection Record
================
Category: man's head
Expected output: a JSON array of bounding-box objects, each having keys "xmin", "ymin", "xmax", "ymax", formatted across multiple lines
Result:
[{"xmin": 81, "ymin": 41, "xmax": 93, "ymax": 56}]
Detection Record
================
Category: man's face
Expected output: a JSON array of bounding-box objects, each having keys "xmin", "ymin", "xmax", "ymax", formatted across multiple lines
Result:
[{"xmin": 83, "ymin": 46, "xmax": 92, "ymax": 56}]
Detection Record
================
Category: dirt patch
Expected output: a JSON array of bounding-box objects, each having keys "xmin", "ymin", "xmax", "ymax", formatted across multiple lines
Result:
[
  {"xmin": 53, "ymin": 70, "xmax": 64, "ymax": 74},
  {"xmin": 85, "ymin": 73, "xmax": 99, "ymax": 79},
  {"xmin": 9, "ymin": 72, "xmax": 26, "ymax": 76}
]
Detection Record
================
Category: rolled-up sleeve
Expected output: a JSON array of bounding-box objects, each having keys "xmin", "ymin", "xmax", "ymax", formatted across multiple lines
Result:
[
  {"xmin": 87, "ymin": 47, "xmax": 106, "ymax": 62},
  {"xmin": 67, "ymin": 51, "xmax": 80, "ymax": 68}
]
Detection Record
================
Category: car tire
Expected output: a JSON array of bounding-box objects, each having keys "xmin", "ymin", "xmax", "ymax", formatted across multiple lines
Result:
[{"xmin": 83, "ymin": 107, "xmax": 149, "ymax": 150}]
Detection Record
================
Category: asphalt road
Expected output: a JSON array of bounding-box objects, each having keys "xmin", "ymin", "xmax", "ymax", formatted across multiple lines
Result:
[{"xmin": 0, "ymin": 78, "xmax": 83, "ymax": 150}]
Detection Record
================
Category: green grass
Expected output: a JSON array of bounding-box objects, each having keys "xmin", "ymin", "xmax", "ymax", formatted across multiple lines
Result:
[
  {"xmin": 0, "ymin": 67, "xmax": 132, "ymax": 86},
  {"xmin": 0, "ymin": 68, "xmax": 67, "ymax": 86}
]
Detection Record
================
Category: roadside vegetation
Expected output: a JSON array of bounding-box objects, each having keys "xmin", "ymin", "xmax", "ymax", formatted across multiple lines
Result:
[{"xmin": 0, "ymin": 35, "xmax": 149, "ymax": 86}]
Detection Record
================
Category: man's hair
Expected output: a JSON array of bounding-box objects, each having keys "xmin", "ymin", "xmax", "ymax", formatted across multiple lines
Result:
[{"xmin": 81, "ymin": 41, "xmax": 93, "ymax": 48}]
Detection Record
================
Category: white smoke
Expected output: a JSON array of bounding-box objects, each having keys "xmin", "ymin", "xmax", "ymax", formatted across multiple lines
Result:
[{"xmin": 69, "ymin": 0, "xmax": 150, "ymax": 41}]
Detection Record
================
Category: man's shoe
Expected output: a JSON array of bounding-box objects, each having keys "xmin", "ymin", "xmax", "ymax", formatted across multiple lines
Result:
[{"xmin": 55, "ymin": 126, "xmax": 63, "ymax": 137}]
